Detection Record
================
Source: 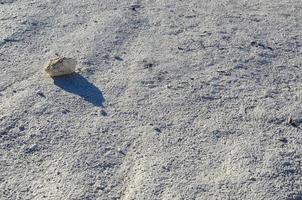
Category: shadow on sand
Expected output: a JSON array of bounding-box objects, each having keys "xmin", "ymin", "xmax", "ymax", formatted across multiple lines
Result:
[{"xmin": 53, "ymin": 73, "xmax": 104, "ymax": 107}]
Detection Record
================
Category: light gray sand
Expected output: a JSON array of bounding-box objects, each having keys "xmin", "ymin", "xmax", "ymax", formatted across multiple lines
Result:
[{"xmin": 1, "ymin": 0, "xmax": 302, "ymax": 199}]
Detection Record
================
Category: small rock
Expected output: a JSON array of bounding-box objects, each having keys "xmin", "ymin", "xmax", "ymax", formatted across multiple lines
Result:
[
  {"xmin": 62, "ymin": 109, "xmax": 70, "ymax": 114},
  {"xmin": 250, "ymin": 41, "xmax": 257, "ymax": 46},
  {"xmin": 25, "ymin": 144, "xmax": 38, "ymax": 153},
  {"xmin": 234, "ymin": 63, "xmax": 244, "ymax": 69},
  {"xmin": 100, "ymin": 110, "xmax": 107, "ymax": 116},
  {"xmin": 45, "ymin": 55, "xmax": 77, "ymax": 77},
  {"xmin": 143, "ymin": 63, "xmax": 153, "ymax": 69},
  {"xmin": 154, "ymin": 127, "xmax": 161, "ymax": 133},
  {"xmin": 249, "ymin": 177, "xmax": 256, "ymax": 181},
  {"xmin": 114, "ymin": 56, "xmax": 123, "ymax": 61},
  {"xmin": 130, "ymin": 4, "xmax": 141, "ymax": 11},
  {"xmin": 36, "ymin": 90, "xmax": 45, "ymax": 97},
  {"xmin": 19, "ymin": 126, "xmax": 25, "ymax": 131},
  {"xmin": 101, "ymin": 128, "xmax": 109, "ymax": 133},
  {"xmin": 288, "ymin": 116, "xmax": 297, "ymax": 127},
  {"xmin": 117, "ymin": 148, "xmax": 126, "ymax": 155},
  {"xmin": 278, "ymin": 137, "xmax": 288, "ymax": 143}
]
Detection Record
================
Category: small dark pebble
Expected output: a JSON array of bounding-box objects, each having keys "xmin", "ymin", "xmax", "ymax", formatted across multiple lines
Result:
[
  {"xmin": 288, "ymin": 116, "xmax": 297, "ymax": 127},
  {"xmin": 130, "ymin": 4, "xmax": 141, "ymax": 11},
  {"xmin": 36, "ymin": 90, "xmax": 46, "ymax": 98},
  {"xmin": 101, "ymin": 128, "xmax": 109, "ymax": 133},
  {"xmin": 62, "ymin": 109, "xmax": 70, "ymax": 114},
  {"xmin": 278, "ymin": 137, "xmax": 288, "ymax": 143},
  {"xmin": 95, "ymin": 186, "xmax": 105, "ymax": 191},
  {"xmin": 118, "ymin": 149, "xmax": 126, "ymax": 155},
  {"xmin": 250, "ymin": 41, "xmax": 273, "ymax": 50},
  {"xmin": 4, "ymin": 38, "xmax": 19, "ymax": 42},
  {"xmin": 100, "ymin": 110, "xmax": 107, "ymax": 116},
  {"xmin": 12, "ymin": 90, "xmax": 17, "ymax": 93},
  {"xmin": 249, "ymin": 177, "xmax": 256, "ymax": 181},
  {"xmin": 144, "ymin": 63, "xmax": 153, "ymax": 69},
  {"xmin": 25, "ymin": 144, "xmax": 38, "ymax": 153},
  {"xmin": 31, "ymin": 22, "xmax": 38, "ymax": 26},
  {"xmin": 114, "ymin": 56, "xmax": 123, "ymax": 61},
  {"xmin": 250, "ymin": 41, "xmax": 257, "ymax": 46},
  {"xmin": 266, "ymin": 46, "xmax": 273, "ymax": 51},
  {"xmin": 19, "ymin": 126, "xmax": 25, "ymax": 131},
  {"xmin": 154, "ymin": 128, "xmax": 161, "ymax": 133}
]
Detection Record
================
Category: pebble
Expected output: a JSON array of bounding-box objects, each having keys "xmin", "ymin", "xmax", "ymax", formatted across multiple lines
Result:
[
  {"xmin": 114, "ymin": 56, "xmax": 123, "ymax": 61},
  {"xmin": 36, "ymin": 90, "xmax": 45, "ymax": 97},
  {"xmin": 19, "ymin": 126, "xmax": 25, "ymax": 131},
  {"xmin": 100, "ymin": 110, "xmax": 107, "ymax": 116},
  {"xmin": 278, "ymin": 137, "xmax": 288, "ymax": 144},
  {"xmin": 154, "ymin": 127, "xmax": 161, "ymax": 133},
  {"xmin": 25, "ymin": 144, "xmax": 38, "ymax": 153}
]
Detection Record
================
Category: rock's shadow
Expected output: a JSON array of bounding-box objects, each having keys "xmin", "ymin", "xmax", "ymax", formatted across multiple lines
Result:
[{"xmin": 53, "ymin": 73, "xmax": 104, "ymax": 107}]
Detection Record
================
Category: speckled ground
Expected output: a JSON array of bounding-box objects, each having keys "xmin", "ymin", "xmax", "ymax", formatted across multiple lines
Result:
[{"xmin": 1, "ymin": 0, "xmax": 302, "ymax": 199}]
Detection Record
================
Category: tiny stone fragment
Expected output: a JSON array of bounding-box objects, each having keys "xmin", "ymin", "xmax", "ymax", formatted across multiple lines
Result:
[
  {"xmin": 287, "ymin": 116, "xmax": 297, "ymax": 127},
  {"xmin": 45, "ymin": 56, "xmax": 77, "ymax": 77},
  {"xmin": 19, "ymin": 126, "xmax": 25, "ymax": 131},
  {"xmin": 154, "ymin": 127, "xmax": 161, "ymax": 133},
  {"xmin": 249, "ymin": 177, "xmax": 256, "ymax": 181},
  {"xmin": 36, "ymin": 90, "xmax": 45, "ymax": 97},
  {"xmin": 278, "ymin": 137, "xmax": 288, "ymax": 143},
  {"xmin": 25, "ymin": 144, "xmax": 38, "ymax": 153},
  {"xmin": 62, "ymin": 109, "xmax": 70, "ymax": 114},
  {"xmin": 114, "ymin": 56, "xmax": 123, "ymax": 61},
  {"xmin": 100, "ymin": 110, "xmax": 107, "ymax": 116}
]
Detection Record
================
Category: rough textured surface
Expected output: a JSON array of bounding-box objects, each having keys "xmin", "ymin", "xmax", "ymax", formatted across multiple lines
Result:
[{"xmin": 0, "ymin": 0, "xmax": 302, "ymax": 199}]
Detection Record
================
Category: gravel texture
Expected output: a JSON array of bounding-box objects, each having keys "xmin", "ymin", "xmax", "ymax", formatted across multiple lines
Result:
[{"xmin": 1, "ymin": 0, "xmax": 302, "ymax": 199}]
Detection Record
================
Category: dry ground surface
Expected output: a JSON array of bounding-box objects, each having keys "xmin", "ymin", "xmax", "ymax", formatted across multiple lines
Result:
[{"xmin": 0, "ymin": 0, "xmax": 302, "ymax": 199}]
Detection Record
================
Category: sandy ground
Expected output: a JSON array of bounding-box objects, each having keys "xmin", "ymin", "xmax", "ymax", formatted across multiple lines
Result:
[{"xmin": 1, "ymin": 0, "xmax": 302, "ymax": 199}]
